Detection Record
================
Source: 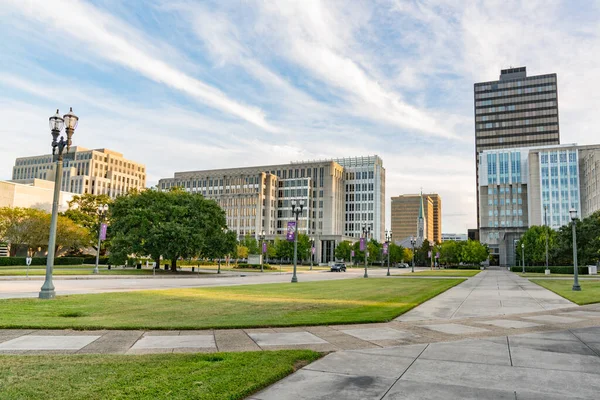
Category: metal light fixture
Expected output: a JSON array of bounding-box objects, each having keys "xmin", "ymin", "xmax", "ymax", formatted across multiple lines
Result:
[
  {"xmin": 521, "ymin": 242, "xmax": 525, "ymax": 273},
  {"xmin": 410, "ymin": 236, "xmax": 416, "ymax": 273},
  {"xmin": 39, "ymin": 108, "xmax": 79, "ymax": 299},
  {"xmin": 259, "ymin": 230, "xmax": 266, "ymax": 273},
  {"xmin": 362, "ymin": 224, "xmax": 371, "ymax": 278},
  {"xmin": 570, "ymin": 208, "xmax": 581, "ymax": 291},
  {"xmin": 385, "ymin": 230, "xmax": 393, "ymax": 276},
  {"xmin": 291, "ymin": 200, "xmax": 304, "ymax": 283},
  {"xmin": 93, "ymin": 204, "xmax": 109, "ymax": 274}
]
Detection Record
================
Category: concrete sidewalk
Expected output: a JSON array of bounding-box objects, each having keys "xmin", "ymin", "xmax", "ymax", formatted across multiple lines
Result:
[
  {"xmin": 397, "ymin": 269, "xmax": 575, "ymax": 321},
  {"xmin": 252, "ymin": 325, "xmax": 600, "ymax": 399}
]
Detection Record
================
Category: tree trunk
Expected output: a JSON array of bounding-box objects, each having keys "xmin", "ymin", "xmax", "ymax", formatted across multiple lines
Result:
[
  {"xmin": 154, "ymin": 256, "xmax": 160, "ymax": 270},
  {"xmin": 170, "ymin": 258, "xmax": 177, "ymax": 272}
]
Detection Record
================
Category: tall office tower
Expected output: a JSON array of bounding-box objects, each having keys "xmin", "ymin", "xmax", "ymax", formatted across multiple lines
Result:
[
  {"xmin": 474, "ymin": 67, "xmax": 560, "ymax": 229},
  {"xmin": 390, "ymin": 193, "xmax": 441, "ymax": 244},
  {"xmin": 12, "ymin": 147, "xmax": 146, "ymax": 198},
  {"xmin": 332, "ymin": 155, "xmax": 385, "ymax": 242}
]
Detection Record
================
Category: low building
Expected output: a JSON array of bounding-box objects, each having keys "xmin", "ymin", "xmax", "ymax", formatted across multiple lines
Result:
[
  {"xmin": 0, "ymin": 179, "xmax": 74, "ymax": 213},
  {"xmin": 441, "ymin": 233, "xmax": 468, "ymax": 242},
  {"xmin": 12, "ymin": 147, "xmax": 146, "ymax": 198}
]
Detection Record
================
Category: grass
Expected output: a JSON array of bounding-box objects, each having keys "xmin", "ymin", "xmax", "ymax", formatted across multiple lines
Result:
[
  {"xmin": 0, "ymin": 278, "xmax": 463, "ymax": 330},
  {"xmin": 530, "ymin": 279, "xmax": 600, "ymax": 305},
  {"xmin": 0, "ymin": 350, "xmax": 320, "ymax": 400},
  {"xmin": 398, "ymin": 269, "xmax": 481, "ymax": 277}
]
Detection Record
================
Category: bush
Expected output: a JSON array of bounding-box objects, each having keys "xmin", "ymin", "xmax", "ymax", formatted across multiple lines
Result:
[
  {"xmin": 233, "ymin": 263, "xmax": 276, "ymax": 270},
  {"xmin": 0, "ymin": 257, "xmax": 83, "ymax": 266},
  {"xmin": 510, "ymin": 266, "xmax": 588, "ymax": 274},
  {"xmin": 444, "ymin": 265, "xmax": 482, "ymax": 270},
  {"xmin": 83, "ymin": 256, "xmax": 109, "ymax": 265}
]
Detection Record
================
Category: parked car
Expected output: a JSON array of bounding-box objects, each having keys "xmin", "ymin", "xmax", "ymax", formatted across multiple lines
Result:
[
  {"xmin": 395, "ymin": 263, "xmax": 409, "ymax": 268},
  {"xmin": 330, "ymin": 263, "xmax": 347, "ymax": 272}
]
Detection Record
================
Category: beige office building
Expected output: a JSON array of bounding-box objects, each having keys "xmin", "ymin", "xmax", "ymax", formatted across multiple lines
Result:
[
  {"xmin": 158, "ymin": 156, "xmax": 385, "ymax": 263},
  {"xmin": 12, "ymin": 147, "xmax": 146, "ymax": 198},
  {"xmin": 391, "ymin": 193, "xmax": 442, "ymax": 244},
  {"xmin": 0, "ymin": 179, "xmax": 74, "ymax": 213}
]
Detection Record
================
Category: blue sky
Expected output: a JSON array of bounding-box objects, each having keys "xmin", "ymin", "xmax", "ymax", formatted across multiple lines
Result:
[{"xmin": 1, "ymin": 0, "xmax": 599, "ymax": 233}]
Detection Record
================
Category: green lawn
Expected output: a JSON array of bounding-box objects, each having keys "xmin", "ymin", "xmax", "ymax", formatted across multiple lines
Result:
[
  {"xmin": 0, "ymin": 268, "xmax": 209, "ymax": 276},
  {"xmin": 0, "ymin": 278, "xmax": 463, "ymax": 329},
  {"xmin": 399, "ymin": 269, "xmax": 481, "ymax": 277},
  {"xmin": 0, "ymin": 350, "xmax": 320, "ymax": 400},
  {"xmin": 530, "ymin": 279, "xmax": 600, "ymax": 305}
]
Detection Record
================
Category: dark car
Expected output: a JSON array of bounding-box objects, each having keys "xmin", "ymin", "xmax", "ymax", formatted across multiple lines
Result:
[{"xmin": 330, "ymin": 263, "xmax": 347, "ymax": 272}]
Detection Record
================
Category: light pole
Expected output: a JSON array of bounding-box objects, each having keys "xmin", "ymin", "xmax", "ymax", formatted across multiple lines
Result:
[
  {"xmin": 410, "ymin": 236, "xmax": 416, "ymax": 273},
  {"xmin": 39, "ymin": 108, "xmax": 78, "ymax": 300},
  {"xmin": 385, "ymin": 230, "xmax": 393, "ymax": 276},
  {"xmin": 291, "ymin": 200, "xmax": 304, "ymax": 283},
  {"xmin": 570, "ymin": 209, "xmax": 581, "ymax": 291},
  {"xmin": 310, "ymin": 237, "xmax": 314, "ymax": 270},
  {"xmin": 544, "ymin": 205, "xmax": 549, "ymax": 272},
  {"xmin": 362, "ymin": 224, "xmax": 371, "ymax": 278},
  {"xmin": 259, "ymin": 230, "xmax": 265, "ymax": 273},
  {"xmin": 521, "ymin": 243, "xmax": 525, "ymax": 273},
  {"xmin": 93, "ymin": 204, "xmax": 109, "ymax": 274}
]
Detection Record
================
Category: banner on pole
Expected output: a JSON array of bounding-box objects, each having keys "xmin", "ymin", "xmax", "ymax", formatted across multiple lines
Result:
[
  {"xmin": 359, "ymin": 237, "xmax": 366, "ymax": 251},
  {"xmin": 427, "ymin": 250, "xmax": 432, "ymax": 258},
  {"xmin": 383, "ymin": 242, "xmax": 388, "ymax": 255},
  {"xmin": 99, "ymin": 223, "xmax": 108, "ymax": 241},
  {"xmin": 262, "ymin": 242, "xmax": 267, "ymax": 253},
  {"xmin": 436, "ymin": 252, "xmax": 440, "ymax": 259},
  {"xmin": 286, "ymin": 221, "xmax": 296, "ymax": 242},
  {"xmin": 311, "ymin": 246, "xmax": 315, "ymax": 254},
  {"xmin": 351, "ymin": 250, "xmax": 355, "ymax": 257}
]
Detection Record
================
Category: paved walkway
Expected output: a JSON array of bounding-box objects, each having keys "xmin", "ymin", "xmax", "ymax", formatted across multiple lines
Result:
[{"xmin": 397, "ymin": 269, "xmax": 575, "ymax": 321}]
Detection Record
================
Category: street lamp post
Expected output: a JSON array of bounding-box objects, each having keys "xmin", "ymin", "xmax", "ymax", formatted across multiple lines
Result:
[
  {"xmin": 93, "ymin": 204, "xmax": 109, "ymax": 274},
  {"xmin": 259, "ymin": 230, "xmax": 265, "ymax": 273},
  {"xmin": 410, "ymin": 236, "xmax": 416, "ymax": 273},
  {"xmin": 291, "ymin": 200, "xmax": 304, "ymax": 283},
  {"xmin": 39, "ymin": 108, "xmax": 78, "ymax": 300},
  {"xmin": 362, "ymin": 224, "xmax": 371, "ymax": 278},
  {"xmin": 385, "ymin": 230, "xmax": 393, "ymax": 276},
  {"xmin": 310, "ymin": 237, "xmax": 314, "ymax": 270},
  {"xmin": 570, "ymin": 209, "xmax": 581, "ymax": 291},
  {"xmin": 521, "ymin": 243, "xmax": 525, "ymax": 273},
  {"xmin": 544, "ymin": 205, "xmax": 549, "ymax": 272}
]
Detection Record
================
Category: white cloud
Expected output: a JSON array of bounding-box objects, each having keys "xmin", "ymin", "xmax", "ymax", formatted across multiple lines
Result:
[{"xmin": 4, "ymin": 0, "xmax": 276, "ymax": 131}]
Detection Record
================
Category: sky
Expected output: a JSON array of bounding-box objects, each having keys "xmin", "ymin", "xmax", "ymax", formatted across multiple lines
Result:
[{"xmin": 1, "ymin": 0, "xmax": 599, "ymax": 234}]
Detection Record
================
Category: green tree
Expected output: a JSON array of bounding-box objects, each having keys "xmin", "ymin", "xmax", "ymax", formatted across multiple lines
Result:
[
  {"xmin": 236, "ymin": 245, "xmax": 249, "ymax": 260},
  {"xmin": 415, "ymin": 239, "xmax": 432, "ymax": 266},
  {"xmin": 203, "ymin": 230, "xmax": 237, "ymax": 265},
  {"xmin": 109, "ymin": 188, "xmax": 227, "ymax": 271},
  {"xmin": 516, "ymin": 226, "xmax": 557, "ymax": 266},
  {"xmin": 241, "ymin": 234, "xmax": 259, "ymax": 255},
  {"xmin": 62, "ymin": 193, "xmax": 112, "ymax": 235},
  {"xmin": 274, "ymin": 237, "xmax": 293, "ymax": 260},
  {"xmin": 388, "ymin": 243, "xmax": 405, "ymax": 264},
  {"xmin": 459, "ymin": 240, "xmax": 489, "ymax": 265},
  {"xmin": 552, "ymin": 211, "xmax": 600, "ymax": 266},
  {"xmin": 438, "ymin": 240, "xmax": 460, "ymax": 265},
  {"xmin": 335, "ymin": 241, "xmax": 352, "ymax": 261}
]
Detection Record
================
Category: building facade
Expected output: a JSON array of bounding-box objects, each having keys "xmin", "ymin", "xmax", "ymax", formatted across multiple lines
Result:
[
  {"xmin": 158, "ymin": 156, "xmax": 384, "ymax": 263},
  {"xmin": 474, "ymin": 67, "xmax": 560, "ymax": 229},
  {"xmin": 0, "ymin": 179, "xmax": 74, "ymax": 213},
  {"xmin": 479, "ymin": 143, "xmax": 600, "ymax": 266},
  {"xmin": 12, "ymin": 147, "xmax": 146, "ymax": 198},
  {"xmin": 391, "ymin": 193, "xmax": 441, "ymax": 244},
  {"xmin": 441, "ymin": 233, "xmax": 468, "ymax": 242}
]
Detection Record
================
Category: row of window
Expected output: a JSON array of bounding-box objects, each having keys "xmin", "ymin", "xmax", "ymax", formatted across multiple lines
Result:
[
  {"xmin": 345, "ymin": 171, "xmax": 375, "ymax": 180},
  {"xmin": 476, "ymin": 126, "xmax": 559, "ymax": 141},
  {"xmin": 346, "ymin": 193, "xmax": 375, "ymax": 202},
  {"xmin": 345, "ymin": 183, "xmax": 375, "ymax": 192},
  {"xmin": 476, "ymin": 116, "xmax": 558, "ymax": 130},
  {"xmin": 475, "ymin": 100, "xmax": 556, "ymax": 115},
  {"xmin": 488, "ymin": 187, "xmax": 524, "ymax": 195},
  {"xmin": 540, "ymin": 151, "xmax": 577, "ymax": 164},
  {"xmin": 476, "ymin": 92, "xmax": 556, "ymax": 108},
  {"xmin": 346, "ymin": 203, "xmax": 373, "ymax": 211},
  {"xmin": 476, "ymin": 85, "xmax": 556, "ymax": 100},
  {"xmin": 476, "ymin": 108, "xmax": 557, "ymax": 123},
  {"xmin": 475, "ymin": 76, "xmax": 556, "ymax": 92}
]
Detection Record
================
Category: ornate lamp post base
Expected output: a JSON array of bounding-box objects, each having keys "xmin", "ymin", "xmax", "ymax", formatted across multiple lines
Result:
[{"xmin": 39, "ymin": 287, "xmax": 56, "ymax": 299}]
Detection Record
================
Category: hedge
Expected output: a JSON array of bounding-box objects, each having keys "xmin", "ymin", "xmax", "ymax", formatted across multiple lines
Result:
[
  {"xmin": 0, "ymin": 257, "xmax": 84, "ymax": 266},
  {"xmin": 510, "ymin": 266, "xmax": 589, "ymax": 274},
  {"xmin": 233, "ymin": 263, "xmax": 276, "ymax": 270},
  {"xmin": 83, "ymin": 256, "xmax": 109, "ymax": 265},
  {"xmin": 444, "ymin": 265, "xmax": 482, "ymax": 270}
]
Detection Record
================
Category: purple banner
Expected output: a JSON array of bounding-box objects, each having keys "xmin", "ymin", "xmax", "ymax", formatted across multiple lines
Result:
[
  {"xmin": 351, "ymin": 250, "xmax": 355, "ymax": 257},
  {"xmin": 311, "ymin": 247, "xmax": 315, "ymax": 254},
  {"xmin": 99, "ymin": 223, "xmax": 108, "ymax": 241},
  {"xmin": 427, "ymin": 251, "xmax": 432, "ymax": 258},
  {"xmin": 262, "ymin": 242, "xmax": 267, "ymax": 253},
  {"xmin": 383, "ymin": 242, "xmax": 388, "ymax": 255},
  {"xmin": 286, "ymin": 221, "xmax": 296, "ymax": 242},
  {"xmin": 359, "ymin": 237, "xmax": 366, "ymax": 251},
  {"xmin": 436, "ymin": 252, "xmax": 440, "ymax": 259}
]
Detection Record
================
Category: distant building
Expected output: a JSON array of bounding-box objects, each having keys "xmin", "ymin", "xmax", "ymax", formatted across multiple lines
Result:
[
  {"xmin": 474, "ymin": 67, "xmax": 560, "ymax": 230},
  {"xmin": 157, "ymin": 155, "xmax": 385, "ymax": 263},
  {"xmin": 12, "ymin": 147, "xmax": 146, "ymax": 198},
  {"xmin": 0, "ymin": 179, "xmax": 74, "ymax": 213},
  {"xmin": 442, "ymin": 233, "xmax": 468, "ymax": 242},
  {"xmin": 479, "ymin": 143, "xmax": 600, "ymax": 266},
  {"xmin": 391, "ymin": 193, "xmax": 442, "ymax": 244}
]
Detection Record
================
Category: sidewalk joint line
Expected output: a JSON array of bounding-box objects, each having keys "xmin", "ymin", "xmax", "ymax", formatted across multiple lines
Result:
[
  {"xmin": 378, "ymin": 343, "xmax": 429, "ymax": 400},
  {"xmin": 506, "ymin": 336, "xmax": 513, "ymax": 366},
  {"xmin": 569, "ymin": 329, "xmax": 600, "ymax": 358}
]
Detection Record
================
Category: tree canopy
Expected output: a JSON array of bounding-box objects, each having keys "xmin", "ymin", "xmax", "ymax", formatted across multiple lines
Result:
[{"xmin": 109, "ymin": 189, "xmax": 227, "ymax": 270}]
